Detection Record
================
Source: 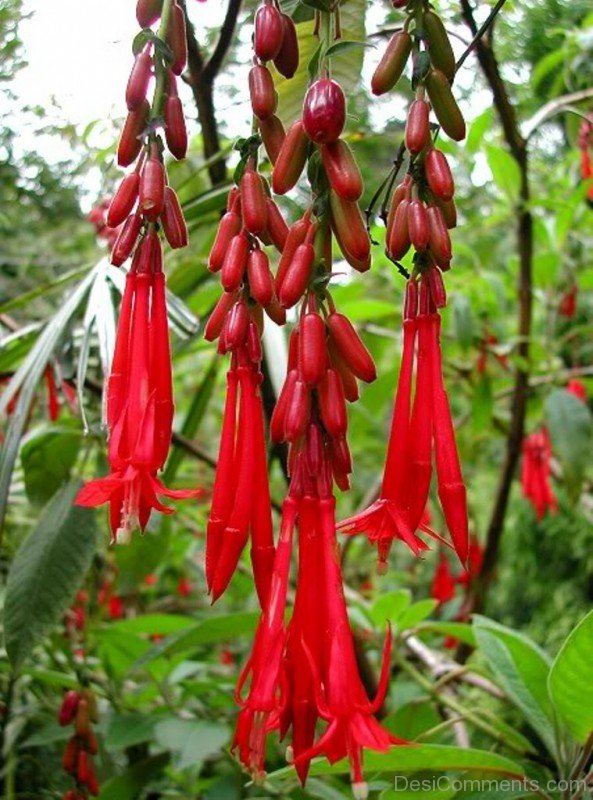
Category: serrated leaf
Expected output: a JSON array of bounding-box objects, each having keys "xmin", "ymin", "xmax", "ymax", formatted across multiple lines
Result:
[
  {"xmin": 545, "ymin": 388, "xmax": 593, "ymax": 499},
  {"xmin": 548, "ymin": 609, "xmax": 593, "ymax": 744},
  {"xmin": 4, "ymin": 480, "xmax": 97, "ymax": 670},
  {"xmin": 20, "ymin": 426, "xmax": 81, "ymax": 505}
]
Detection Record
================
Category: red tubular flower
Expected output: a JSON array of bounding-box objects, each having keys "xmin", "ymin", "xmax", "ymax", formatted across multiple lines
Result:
[
  {"xmin": 521, "ymin": 427, "xmax": 557, "ymax": 520},
  {"xmin": 76, "ymin": 236, "xmax": 200, "ymax": 542}
]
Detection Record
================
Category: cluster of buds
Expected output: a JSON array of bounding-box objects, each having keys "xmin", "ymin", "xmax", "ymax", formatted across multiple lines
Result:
[
  {"xmin": 521, "ymin": 428, "xmax": 557, "ymax": 520},
  {"xmin": 59, "ymin": 688, "xmax": 100, "ymax": 798},
  {"xmin": 77, "ymin": 0, "xmax": 200, "ymax": 538}
]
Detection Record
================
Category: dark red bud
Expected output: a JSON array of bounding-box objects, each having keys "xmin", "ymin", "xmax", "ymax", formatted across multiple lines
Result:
[
  {"xmin": 425, "ymin": 148, "xmax": 455, "ymax": 201},
  {"xmin": 247, "ymin": 248, "xmax": 274, "ymax": 306},
  {"xmin": 139, "ymin": 154, "xmax": 166, "ymax": 221},
  {"xmin": 254, "ymin": 4, "xmax": 284, "ymax": 61},
  {"xmin": 58, "ymin": 691, "xmax": 80, "ymax": 726},
  {"xmin": 209, "ymin": 210, "xmax": 242, "ymax": 272},
  {"xmin": 136, "ymin": 0, "xmax": 163, "ymax": 26},
  {"xmin": 427, "ymin": 266, "xmax": 447, "ymax": 308},
  {"xmin": 318, "ymin": 368, "xmax": 348, "ymax": 437},
  {"xmin": 265, "ymin": 198, "xmax": 289, "ymax": 251},
  {"xmin": 271, "ymin": 369, "xmax": 297, "ymax": 442},
  {"xmin": 278, "ymin": 242, "xmax": 314, "ymax": 308},
  {"xmin": 404, "ymin": 278, "xmax": 418, "ymax": 320},
  {"xmin": 405, "ymin": 99, "xmax": 430, "ymax": 155},
  {"xmin": 258, "ymin": 114, "xmax": 286, "ymax": 165},
  {"xmin": 248, "ymin": 65, "xmax": 277, "ymax": 120},
  {"xmin": 276, "ymin": 215, "xmax": 310, "ymax": 292},
  {"xmin": 247, "ymin": 320, "xmax": 262, "ymax": 363},
  {"xmin": 387, "ymin": 198, "xmax": 411, "ymax": 260},
  {"xmin": 284, "ymin": 379, "xmax": 311, "ymax": 441},
  {"xmin": 321, "ymin": 139, "xmax": 363, "ymax": 201},
  {"xmin": 272, "ymin": 119, "xmax": 309, "ymax": 194},
  {"xmin": 161, "ymin": 186, "xmax": 188, "ymax": 248},
  {"xmin": 204, "ymin": 291, "xmax": 236, "ymax": 341},
  {"xmin": 117, "ymin": 100, "xmax": 150, "ymax": 167},
  {"xmin": 164, "ymin": 94, "xmax": 188, "ymax": 159},
  {"xmin": 224, "ymin": 300, "xmax": 249, "ymax": 349},
  {"xmin": 302, "ymin": 78, "xmax": 346, "ymax": 144},
  {"xmin": 427, "ymin": 204, "xmax": 452, "ymax": 267},
  {"xmin": 107, "ymin": 173, "xmax": 139, "ymax": 229},
  {"xmin": 125, "ymin": 48, "xmax": 152, "ymax": 111},
  {"xmin": 408, "ymin": 199, "xmax": 430, "ymax": 251},
  {"xmin": 326, "ymin": 312, "xmax": 376, "ymax": 383},
  {"xmin": 111, "ymin": 212, "xmax": 142, "ymax": 266},
  {"xmin": 167, "ymin": 2, "xmax": 187, "ymax": 75},
  {"xmin": 240, "ymin": 169, "xmax": 268, "ymax": 234},
  {"xmin": 273, "ymin": 13, "xmax": 299, "ymax": 79},
  {"xmin": 221, "ymin": 232, "xmax": 250, "ymax": 291},
  {"xmin": 329, "ymin": 435, "xmax": 352, "ymax": 475},
  {"xmin": 299, "ymin": 312, "xmax": 327, "ymax": 385}
]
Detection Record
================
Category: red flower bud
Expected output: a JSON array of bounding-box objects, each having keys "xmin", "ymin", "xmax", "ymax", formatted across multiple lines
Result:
[
  {"xmin": 111, "ymin": 212, "xmax": 142, "ymax": 266},
  {"xmin": 276, "ymin": 215, "xmax": 309, "ymax": 291},
  {"xmin": 209, "ymin": 209, "xmax": 242, "ymax": 272},
  {"xmin": 62, "ymin": 737, "xmax": 78, "ymax": 774},
  {"xmin": 435, "ymin": 196, "xmax": 457, "ymax": 229},
  {"xmin": 318, "ymin": 368, "xmax": 348, "ymax": 437},
  {"xmin": 125, "ymin": 47, "xmax": 152, "ymax": 111},
  {"xmin": 407, "ymin": 199, "xmax": 430, "ymax": 251},
  {"xmin": 77, "ymin": 750, "xmax": 90, "ymax": 785},
  {"xmin": 224, "ymin": 300, "xmax": 249, "ymax": 349},
  {"xmin": 161, "ymin": 186, "xmax": 188, "ymax": 248},
  {"xmin": 86, "ymin": 766, "xmax": 100, "ymax": 797},
  {"xmin": 427, "ymin": 265, "xmax": 447, "ymax": 308},
  {"xmin": 329, "ymin": 191, "xmax": 371, "ymax": 264},
  {"xmin": 247, "ymin": 248, "xmax": 274, "ymax": 306},
  {"xmin": 167, "ymin": 2, "xmax": 187, "ymax": 75},
  {"xmin": 326, "ymin": 312, "xmax": 376, "ymax": 383},
  {"xmin": 283, "ymin": 379, "xmax": 310, "ymax": 440},
  {"xmin": 305, "ymin": 422, "xmax": 324, "ymax": 476},
  {"xmin": 405, "ymin": 99, "xmax": 430, "ymax": 155},
  {"xmin": 139, "ymin": 153, "xmax": 166, "ymax": 221},
  {"xmin": 136, "ymin": 0, "xmax": 163, "ymax": 27},
  {"xmin": 404, "ymin": 277, "xmax": 418, "ymax": 320},
  {"xmin": 387, "ymin": 198, "xmax": 411, "ymax": 260},
  {"xmin": 248, "ymin": 65, "xmax": 277, "ymax": 120},
  {"xmin": 321, "ymin": 139, "xmax": 363, "ymax": 201},
  {"xmin": 265, "ymin": 198, "xmax": 288, "ymax": 251},
  {"xmin": 271, "ymin": 369, "xmax": 297, "ymax": 442},
  {"xmin": 329, "ymin": 435, "xmax": 352, "ymax": 475},
  {"xmin": 240, "ymin": 169, "xmax": 268, "ymax": 235},
  {"xmin": 427, "ymin": 204, "xmax": 452, "ymax": 267},
  {"xmin": 258, "ymin": 114, "xmax": 286, "ymax": 164},
  {"xmin": 221, "ymin": 232, "xmax": 249, "ymax": 291},
  {"xmin": 247, "ymin": 319, "xmax": 262, "ymax": 363},
  {"xmin": 58, "ymin": 691, "xmax": 80, "ymax": 726},
  {"xmin": 164, "ymin": 95, "xmax": 188, "ymax": 159},
  {"xmin": 204, "ymin": 291, "xmax": 236, "ymax": 341},
  {"xmin": 107, "ymin": 173, "xmax": 139, "ymax": 229},
  {"xmin": 302, "ymin": 78, "xmax": 346, "ymax": 143},
  {"xmin": 371, "ymin": 31, "xmax": 412, "ymax": 95},
  {"xmin": 74, "ymin": 698, "xmax": 90, "ymax": 737},
  {"xmin": 273, "ymin": 13, "xmax": 299, "ymax": 79},
  {"xmin": 425, "ymin": 148, "xmax": 454, "ymax": 200},
  {"xmin": 263, "ymin": 295, "xmax": 286, "ymax": 325},
  {"xmin": 272, "ymin": 119, "xmax": 309, "ymax": 194},
  {"xmin": 299, "ymin": 312, "xmax": 327, "ymax": 385},
  {"xmin": 328, "ymin": 338, "xmax": 359, "ymax": 402},
  {"xmin": 254, "ymin": 3, "xmax": 284, "ymax": 62},
  {"xmin": 278, "ymin": 242, "xmax": 314, "ymax": 308},
  {"xmin": 117, "ymin": 101, "xmax": 149, "ymax": 167}
]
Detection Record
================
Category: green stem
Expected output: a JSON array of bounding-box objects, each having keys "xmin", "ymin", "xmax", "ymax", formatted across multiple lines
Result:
[{"xmin": 151, "ymin": 0, "xmax": 175, "ymax": 120}]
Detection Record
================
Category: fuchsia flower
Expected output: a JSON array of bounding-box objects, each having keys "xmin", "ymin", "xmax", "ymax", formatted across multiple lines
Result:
[
  {"xmin": 76, "ymin": 235, "xmax": 201, "ymax": 542},
  {"xmin": 567, "ymin": 379, "xmax": 587, "ymax": 403},
  {"xmin": 338, "ymin": 277, "xmax": 469, "ymax": 571},
  {"xmin": 520, "ymin": 427, "xmax": 557, "ymax": 520}
]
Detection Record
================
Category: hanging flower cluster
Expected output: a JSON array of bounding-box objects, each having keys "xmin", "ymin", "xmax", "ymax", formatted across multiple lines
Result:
[
  {"xmin": 521, "ymin": 427, "xmax": 557, "ymax": 520},
  {"xmin": 77, "ymin": 0, "xmax": 201, "ymax": 542},
  {"xmin": 58, "ymin": 688, "xmax": 100, "ymax": 799},
  {"xmin": 337, "ymin": 2, "xmax": 469, "ymax": 571}
]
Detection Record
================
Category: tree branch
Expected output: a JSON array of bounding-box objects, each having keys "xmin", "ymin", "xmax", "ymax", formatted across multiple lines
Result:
[
  {"xmin": 460, "ymin": 0, "xmax": 533, "ymax": 614},
  {"xmin": 203, "ymin": 0, "xmax": 243, "ymax": 83}
]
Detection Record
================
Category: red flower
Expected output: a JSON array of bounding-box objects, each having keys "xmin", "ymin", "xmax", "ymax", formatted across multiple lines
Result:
[
  {"xmin": 558, "ymin": 285, "xmax": 577, "ymax": 318},
  {"xmin": 431, "ymin": 551, "xmax": 456, "ymax": 604},
  {"xmin": 521, "ymin": 427, "xmax": 557, "ymax": 520},
  {"xmin": 567, "ymin": 379, "xmax": 587, "ymax": 403},
  {"xmin": 76, "ymin": 244, "xmax": 201, "ymax": 541},
  {"xmin": 177, "ymin": 576, "xmax": 191, "ymax": 597},
  {"xmin": 338, "ymin": 277, "xmax": 469, "ymax": 570}
]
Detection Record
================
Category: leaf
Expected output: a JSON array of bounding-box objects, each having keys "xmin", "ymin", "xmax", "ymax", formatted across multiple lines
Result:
[
  {"xmin": 473, "ymin": 616, "xmax": 556, "ymax": 756},
  {"xmin": 370, "ymin": 589, "xmax": 411, "ymax": 626},
  {"xmin": 548, "ymin": 609, "xmax": 593, "ymax": 744},
  {"xmin": 97, "ymin": 753, "xmax": 170, "ymax": 800},
  {"xmin": 108, "ymin": 614, "xmax": 196, "ymax": 636},
  {"xmin": 485, "ymin": 145, "xmax": 521, "ymax": 202},
  {"xmin": 453, "ymin": 294, "xmax": 474, "ymax": 351},
  {"xmin": 105, "ymin": 713, "xmax": 158, "ymax": 750},
  {"xmin": 415, "ymin": 621, "xmax": 476, "ymax": 647},
  {"xmin": 266, "ymin": 744, "xmax": 526, "ymax": 782},
  {"xmin": 154, "ymin": 717, "xmax": 230, "ymax": 770},
  {"xmin": 20, "ymin": 426, "xmax": 81, "ymax": 504},
  {"xmin": 325, "ymin": 39, "xmax": 374, "ymax": 58},
  {"xmin": 398, "ymin": 599, "xmax": 438, "ymax": 630},
  {"xmin": 466, "ymin": 107, "xmax": 493, "ymax": 154},
  {"xmin": 545, "ymin": 388, "xmax": 593, "ymax": 499},
  {"xmin": 4, "ymin": 480, "xmax": 97, "ymax": 671}
]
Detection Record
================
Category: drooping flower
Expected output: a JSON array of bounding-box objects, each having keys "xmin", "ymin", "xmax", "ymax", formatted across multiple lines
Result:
[{"xmin": 520, "ymin": 427, "xmax": 557, "ymax": 520}]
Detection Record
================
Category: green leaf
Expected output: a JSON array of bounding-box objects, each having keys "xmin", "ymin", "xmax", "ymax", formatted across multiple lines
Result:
[
  {"xmin": 548, "ymin": 609, "xmax": 593, "ymax": 744},
  {"xmin": 370, "ymin": 589, "xmax": 411, "ymax": 626},
  {"xmin": 472, "ymin": 375, "xmax": 493, "ymax": 432},
  {"xmin": 4, "ymin": 480, "xmax": 97, "ymax": 671},
  {"xmin": 21, "ymin": 426, "xmax": 81, "ymax": 504},
  {"xmin": 545, "ymin": 388, "xmax": 593, "ymax": 499},
  {"xmin": 325, "ymin": 39, "xmax": 373, "ymax": 58},
  {"xmin": 97, "ymin": 753, "xmax": 170, "ymax": 800},
  {"xmin": 415, "ymin": 621, "xmax": 476, "ymax": 647},
  {"xmin": 104, "ymin": 713, "xmax": 158, "ymax": 750},
  {"xmin": 466, "ymin": 108, "xmax": 493, "ymax": 154},
  {"xmin": 485, "ymin": 145, "xmax": 521, "ymax": 202},
  {"xmin": 473, "ymin": 616, "xmax": 555, "ymax": 756},
  {"xmin": 266, "ymin": 744, "xmax": 526, "ymax": 782},
  {"xmin": 154, "ymin": 717, "xmax": 230, "ymax": 770},
  {"xmin": 398, "ymin": 599, "xmax": 438, "ymax": 630},
  {"xmin": 107, "ymin": 614, "xmax": 196, "ymax": 637}
]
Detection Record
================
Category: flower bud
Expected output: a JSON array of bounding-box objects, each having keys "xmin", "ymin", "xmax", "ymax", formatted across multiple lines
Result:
[
  {"xmin": 258, "ymin": 114, "xmax": 286, "ymax": 164},
  {"xmin": 167, "ymin": 2, "xmax": 187, "ymax": 75},
  {"xmin": 264, "ymin": 295, "xmax": 286, "ymax": 325},
  {"xmin": 221, "ymin": 232, "xmax": 250, "ymax": 291},
  {"xmin": 329, "ymin": 435, "xmax": 352, "ymax": 475},
  {"xmin": 107, "ymin": 173, "xmax": 140, "ymax": 229},
  {"xmin": 125, "ymin": 47, "xmax": 152, "ymax": 111},
  {"xmin": 273, "ymin": 13, "xmax": 299, "ymax": 79},
  {"xmin": 427, "ymin": 265, "xmax": 447, "ymax": 308},
  {"xmin": 111, "ymin": 212, "xmax": 143, "ymax": 266},
  {"xmin": 328, "ymin": 338, "xmax": 359, "ymax": 402},
  {"xmin": 426, "ymin": 69, "xmax": 466, "ymax": 142},
  {"xmin": 118, "ymin": 100, "xmax": 150, "ymax": 167},
  {"xmin": 249, "ymin": 65, "xmax": 277, "ymax": 120},
  {"xmin": 77, "ymin": 750, "xmax": 90, "ymax": 785},
  {"xmin": 434, "ymin": 196, "xmax": 457, "ymax": 229},
  {"xmin": 164, "ymin": 95, "xmax": 188, "ymax": 159},
  {"xmin": 247, "ymin": 319, "xmax": 262, "ymax": 363},
  {"xmin": 209, "ymin": 209, "xmax": 242, "ymax": 272},
  {"xmin": 254, "ymin": 3, "xmax": 284, "ymax": 62},
  {"xmin": 284, "ymin": 379, "xmax": 311, "ymax": 441},
  {"xmin": 424, "ymin": 10, "xmax": 456, "ymax": 82},
  {"xmin": 265, "ymin": 198, "xmax": 289, "ymax": 251},
  {"xmin": 326, "ymin": 312, "xmax": 376, "ymax": 383},
  {"xmin": 321, "ymin": 139, "xmax": 363, "ymax": 201},
  {"xmin": 204, "ymin": 291, "xmax": 236, "ymax": 341},
  {"xmin": 58, "ymin": 691, "xmax": 80, "ymax": 726},
  {"xmin": 224, "ymin": 300, "xmax": 249, "ymax": 349},
  {"xmin": 62, "ymin": 738, "xmax": 78, "ymax": 774},
  {"xmin": 247, "ymin": 248, "xmax": 274, "ymax": 306},
  {"xmin": 299, "ymin": 312, "xmax": 327, "ymax": 385},
  {"xmin": 407, "ymin": 199, "xmax": 430, "ymax": 251},
  {"xmin": 278, "ymin": 242, "xmax": 314, "ymax": 308},
  {"xmin": 318, "ymin": 368, "xmax": 348, "ymax": 437},
  {"xmin": 329, "ymin": 191, "xmax": 371, "ymax": 264},
  {"xmin": 405, "ymin": 99, "xmax": 430, "ymax": 155},
  {"xmin": 371, "ymin": 31, "xmax": 412, "ymax": 96},
  {"xmin": 74, "ymin": 698, "xmax": 90, "ymax": 737},
  {"xmin": 136, "ymin": 0, "xmax": 163, "ymax": 27},
  {"xmin": 404, "ymin": 278, "xmax": 418, "ymax": 320},
  {"xmin": 240, "ymin": 169, "xmax": 268, "ymax": 234},
  {"xmin": 302, "ymin": 78, "xmax": 346, "ymax": 144},
  {"xmin": 276, "ymin": 215, "xmax": 310, "ymax": 291},
  {"xmin": 427, "ymin": 204, "xmax": 452, "ymax": 267},
  {"xmin": 271, "ymin": 369, "xmax": 297, "ymax": 442},
  {"xmin": 272, "ymin": 119, "xmax": 309, "ymax": 194},
  {"xmin": 139, "ymin": 153, "xmax": 166, "ymax": 221},
  {"xmin": 161, "ymin": 186, "xmax": 188, "ymax": 248},
  {"xmin": 387, "ymin": 198, "xmax": 411, "ymax": 260},
  {"xmin": 425, "ymin": 148, "xmax": 454, "ymax": 200},
  {"xmin": 305, "ymin": 422, "xmax": 324, "ymax": 476}
]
